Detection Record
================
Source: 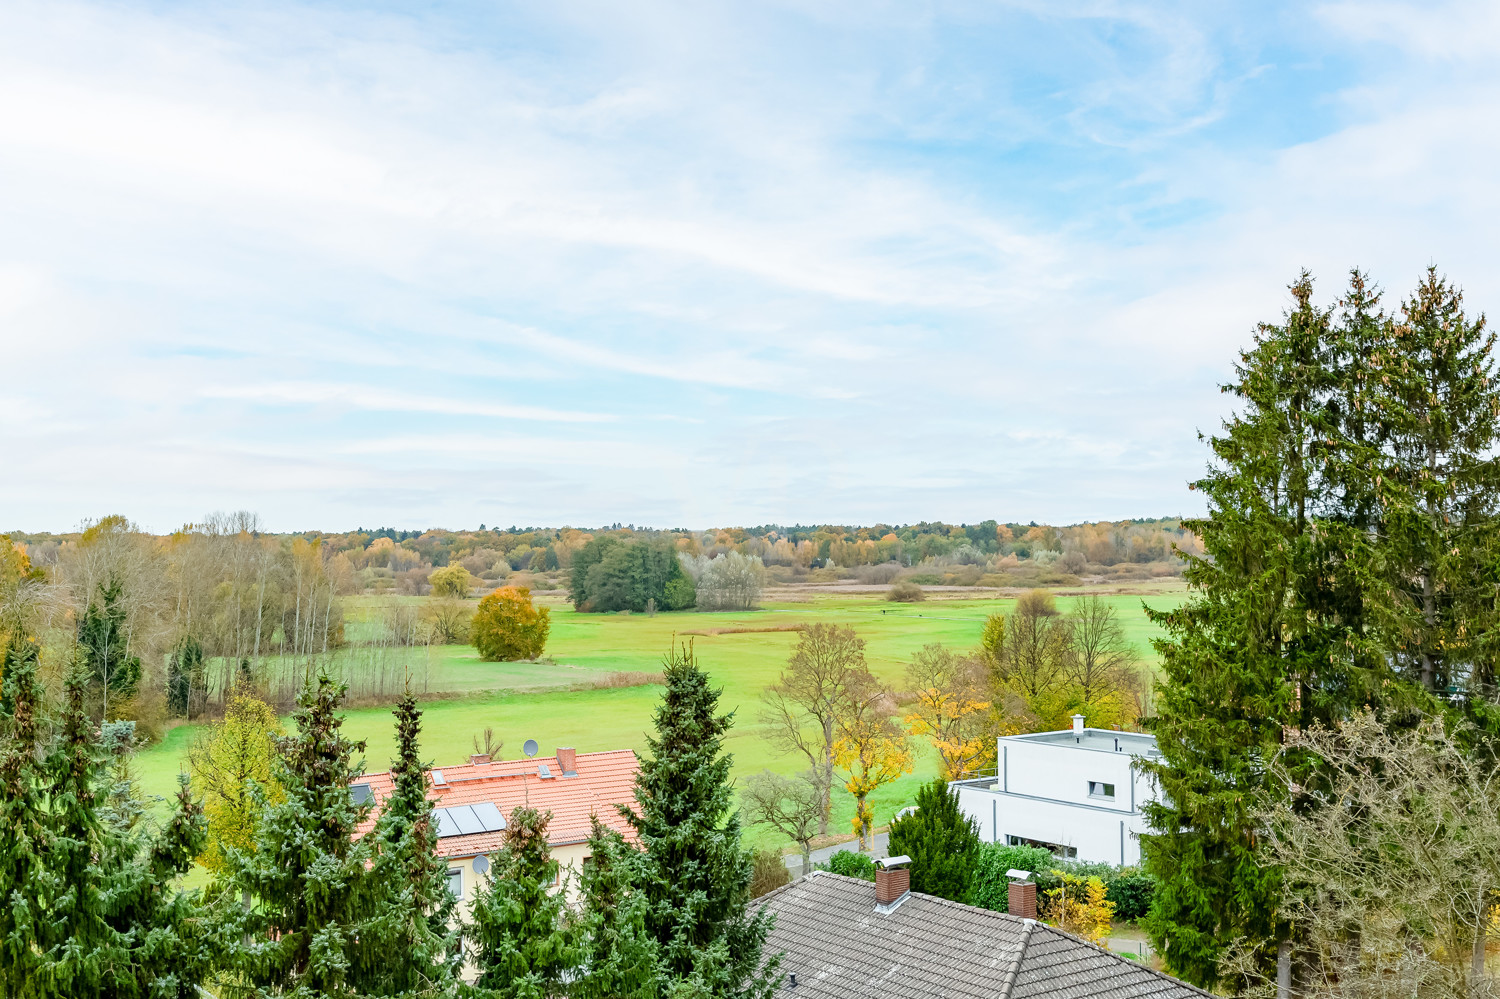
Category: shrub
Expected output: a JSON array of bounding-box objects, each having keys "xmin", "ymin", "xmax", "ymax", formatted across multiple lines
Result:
[
  {"xmin": 967, "ymin": 843, "xmax": 1055, "ymax": 910},
  {"xmin": 749, "ymin": 849, "xmax": 791, "ymax": 898},
  {"xmin": 821, "ymin": 849, "xmax": 876, "ymax": 881},
  {"xmin": 1040, "ymin": 870, "xmax": 1114, "ymax": 944},
  {"xmin": 428, "ymin": 564, "xmax": 473, "ymax": 598},
  {"xmin": 471, "ymin": 586, "xmax": 551, "ymax": 661},
  {"xmin": 886, "ymin": 581, "xmax": 925, "ymax": 602},
  {"xmin": 1104, "ymin": 868, "xmax": 1157, "ymax": 921},
  {"xmin": 887, "ymin": 779, "xmax": 980, "ymax": 901}
]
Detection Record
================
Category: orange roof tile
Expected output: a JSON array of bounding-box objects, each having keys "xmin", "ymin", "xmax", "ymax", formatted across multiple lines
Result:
[{"xmin": 354, "ymin": 748, "xmax": 640, "ymax": 858}]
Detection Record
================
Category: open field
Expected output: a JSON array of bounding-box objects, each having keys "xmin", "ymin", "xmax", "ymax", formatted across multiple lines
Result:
[{"xmin": 133, "ymin": 581, "xmax": 1185, "ymax": 850}]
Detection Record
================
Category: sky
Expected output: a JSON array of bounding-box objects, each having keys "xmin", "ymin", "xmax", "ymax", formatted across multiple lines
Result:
[{"xmin": 3, "ymin": 0, "xmax": 1499, "ymax": 533}]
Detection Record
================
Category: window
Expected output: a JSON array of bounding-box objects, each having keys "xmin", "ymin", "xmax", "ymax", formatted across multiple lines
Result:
[
  {"xmin": 447, "ymin": 868, "xmax": 463, "ymax": 899},
  {"xmin": 1007, "ymin": 834, "xmax": 1077, "ymax": 859},
  {"xmin": 1088, "ymin": 781, "xmax": 1116, "ymax": 799}
]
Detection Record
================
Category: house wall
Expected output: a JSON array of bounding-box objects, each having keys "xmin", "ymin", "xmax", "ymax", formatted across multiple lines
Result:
[{"xmin": 953, "ymin": 729, "xmax": 1161, "ymax": 867}]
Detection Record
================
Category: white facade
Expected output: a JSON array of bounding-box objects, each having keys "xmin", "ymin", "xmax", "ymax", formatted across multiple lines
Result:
[{"xmin": 952, "ymin": 719, "xmax": 1161, "ymax": 866}]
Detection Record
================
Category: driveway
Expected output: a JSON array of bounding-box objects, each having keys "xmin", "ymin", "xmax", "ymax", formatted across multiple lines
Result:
[{"xmin": 784, "ymin": 832, "xmax": 890, "ymax": 877}]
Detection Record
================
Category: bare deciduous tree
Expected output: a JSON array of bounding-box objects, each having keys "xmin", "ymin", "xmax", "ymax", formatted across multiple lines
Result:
[
  {"xmin": 1224, "ymin": 711, "xmax": 1500, "ymax": 999},
  {"xmin": 760, "ymin": 624, "xmax": 880, "ymax": 836},
  {"xmin": 741, "ymin": 769, "xmax": 823, "ymax": 874}
]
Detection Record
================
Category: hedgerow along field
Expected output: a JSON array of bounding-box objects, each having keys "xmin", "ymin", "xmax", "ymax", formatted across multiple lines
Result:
[{"xmin": 131, "ymin": 583, "xmax": 1184, "ymax": 851}]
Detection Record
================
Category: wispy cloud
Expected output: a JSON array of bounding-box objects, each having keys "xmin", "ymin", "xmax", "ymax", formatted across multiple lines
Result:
[{"xmin": 2, "ymin": 0, "xmax": 1498, "ymax": 530}]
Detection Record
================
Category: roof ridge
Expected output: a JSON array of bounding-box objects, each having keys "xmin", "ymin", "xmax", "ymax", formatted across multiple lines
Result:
[
  {"xmin": 1028, "ymin": 922, "xmax": 1216, "ymax": 997},
  {"xmin": 998, "ymin": 919, "xmax": 1036, "ymax": 999}
]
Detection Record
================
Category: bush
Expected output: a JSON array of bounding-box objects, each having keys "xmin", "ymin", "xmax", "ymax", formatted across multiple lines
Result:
[
  {"xmin": 1104, "ymin": 868, "xmax": 1156, "ymax": 921},
  {"xmin": 428, "ymin": 564, "xmax": 473, "ymax": 598},
  {"xmin": 749, "ymin": 849, "xmax": 791, "ymax": 898},
  {"xmin": 886, "ymin": 581, "xmax": 925, "ymax": 602},
  {"xmin": 821, "ymin": 849, "xmax": 876, "ymax": 881},
  {"xmin": 967, "ymin": 843, "xmax": 1056, "ymax": 910},
  {"xmin": 471, "ymin": 586, "xmax": 551, "ymax": 661},
  {"xmin": 887, "ymin": 778, "xmax": 980, "ymax": 901}
]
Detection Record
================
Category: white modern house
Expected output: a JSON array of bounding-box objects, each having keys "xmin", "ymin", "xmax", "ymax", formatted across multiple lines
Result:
[{"xmin": 952, "ymin": 715, "xmax": 1161, "ymax": 866}]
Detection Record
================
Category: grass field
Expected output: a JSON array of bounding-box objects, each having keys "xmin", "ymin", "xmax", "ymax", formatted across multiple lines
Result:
[{"xmin": 132, "ymin": 582, "xmax": 1185, "ymax": 851}]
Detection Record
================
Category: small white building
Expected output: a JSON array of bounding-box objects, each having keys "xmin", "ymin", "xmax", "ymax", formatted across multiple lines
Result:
[{"xmin": 952, "ymin": 715, "xmax": 1161, "ymax": 866}]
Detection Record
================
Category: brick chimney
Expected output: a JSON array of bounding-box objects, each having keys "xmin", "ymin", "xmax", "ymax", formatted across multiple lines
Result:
[
  {"xmin": 555, "ymin": 747, "xmax": 578, "ymax": 776},
  {"xmin": 875, "ymin": 855, "xmax": 912, "ymax": 910},
  {"xmin": 1006, "ymin": 868, "xmax": 1037, "ymax": 920},
  {"xmin": 469, "ymin": 753, "xmax": 491, "ymax": 766}
]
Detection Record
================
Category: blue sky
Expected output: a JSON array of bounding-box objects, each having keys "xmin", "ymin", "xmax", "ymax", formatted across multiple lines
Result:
[{"xmin": 4, "ymin": 0, "xmax": 1499, "ymax": 533}]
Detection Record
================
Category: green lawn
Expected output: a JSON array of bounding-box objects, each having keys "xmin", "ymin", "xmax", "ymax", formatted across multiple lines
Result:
[{"xmin": 134, "ymin": 584, "xmax": 1184, "ymax": 850}]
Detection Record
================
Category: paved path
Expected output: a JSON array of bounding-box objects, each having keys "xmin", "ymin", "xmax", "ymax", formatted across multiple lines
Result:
[{"xmin": 784, "ymin": 832, "xmax": 889, "ymax": 877}]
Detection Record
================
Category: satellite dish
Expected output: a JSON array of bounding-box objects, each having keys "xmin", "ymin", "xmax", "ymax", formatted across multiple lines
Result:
[
  {"xmin": 473, "ymin": 855, "xmax": 490, "ymax": 874},
  {"xmin": 522, "ymin": 739, "xmax": 539, "ymax": 758}
]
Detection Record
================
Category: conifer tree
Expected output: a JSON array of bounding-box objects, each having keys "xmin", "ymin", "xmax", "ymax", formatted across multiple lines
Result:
[
  {"xmin": 1141, "ymin": 274, "xmax": 1383, "ymax": 988},
  {"xmin": 624, "ymin": 640, "xmax": 778, "ymax": 998},
  {"xmin": 359, "ymin": 692, "xmax": 462, "ymax": 995},
  {"xmin": 221, "ymin": 673, "xmax": 379, "ymax": 996},
  {"xmin": 0, "ymin": 653, "xmax": 218, "ymax": 997},
  {"xmin": 467, "ymin": 806, "xmax": 580, "ymax": 997},
  {"xmin": 1362, "ymin": 268, "xmax": 1500, "ymax": 703},
  {"xmin": 887, "ymin": 777, "xmax": 980, "ymax": 902},
  {"xmin": 571, "ymin": 816, "xmax": 659, "ymax": 999},
  {"xmin": 77, "ymin": 576, "xmax": 142, "ymax": 717}
]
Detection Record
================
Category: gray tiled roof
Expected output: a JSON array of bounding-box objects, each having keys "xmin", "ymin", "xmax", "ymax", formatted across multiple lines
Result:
[{"xmin": 755, "ymin": 873, "xmax": 1211, "ymax": 999}]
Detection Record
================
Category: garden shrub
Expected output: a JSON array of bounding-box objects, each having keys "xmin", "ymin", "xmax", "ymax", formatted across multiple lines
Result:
[
  {"xmin": 967, "ymin": 843, "xmax": 1055, "ymax": 910},
  {"xmin": 749, "ymin": 849, "xmax": 791, "ymax": 898},
  {"xmin": 821, "ymin": 849, "xmax": 876, "ymax": 881},
  {"xmin": 1104, "ymin": 868, "xmax": 1156, "ymax": 921}
]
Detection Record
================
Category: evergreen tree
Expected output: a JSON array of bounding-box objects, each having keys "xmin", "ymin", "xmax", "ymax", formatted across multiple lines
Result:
[
  {"xmin": 624, "ymin": 640, "xmax": 778, "ymax": 998},
  {"xmin": 571, "ymin": 817, "xmax": 659, "ymax": 999},
  {"xmin": 221, "ymin": 673, "xmax": 379, "ymax": 996},
  {"xmin": 359, "ymin": 692, "xmax": 462, "ymax": 995},
  {"xmin": 468, "ymin": 806, "xmax": 580, "ymax": 997},
  {"xmin": 77, "ymin": 576, "xmax": 142, "ymax": 716},
  {"xmin": 166, "ymin": 635, "xmax": 204, "ymax": 718},
  {"xmin": 1362, "ymin": 268, "xmax": 1500, "ymax": 704},
  {"xmin": 1141, "ymin": 274, "xmax": 1389, "ymax": 988},
  {"xmin": 0, "ymin": 654, "xmax": 218, "ymax": 997},
  {"xmin": 887, "ymin": 777, "xmax": 980, "ymax": 902}
]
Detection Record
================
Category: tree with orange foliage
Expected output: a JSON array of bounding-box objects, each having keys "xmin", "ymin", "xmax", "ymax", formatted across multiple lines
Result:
[
  {"xmin": 471, "ymin": 586, "xmax": 551, "ymax": 661},
  {"xmin": 902, "ymin": 644, "xmax": 994, "ymax": 779}
]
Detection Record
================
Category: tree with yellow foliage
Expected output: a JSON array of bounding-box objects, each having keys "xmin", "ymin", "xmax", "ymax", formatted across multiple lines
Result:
[
  {"xmin": 833, "ymin": 692, "xmax": 913, "ymax": 851},
  {"xmin": 902, "ymin": 644, "xmax": 993, "ymax": 779},
  {"xmin": 471, "ymin": 585, "xmax": 551, "ymax": 661},
  {"xmin": 1041, "ymin": 869, "xmax": 1115, "ymax": 944},
  {"xmin": 188, "ymin": 692, "xmax": 285, "ymax": 875}
]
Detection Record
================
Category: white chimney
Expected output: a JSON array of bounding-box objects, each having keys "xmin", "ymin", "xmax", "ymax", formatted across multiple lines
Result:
[{"xmin": 1072, "ymin": 714, "xmax": 1085, "ymax": 736}]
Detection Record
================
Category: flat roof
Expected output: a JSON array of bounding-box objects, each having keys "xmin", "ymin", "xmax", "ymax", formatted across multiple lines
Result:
[{"xmin": 1002, "ymin": 728, "xmax": 1159, "ymax": 756}]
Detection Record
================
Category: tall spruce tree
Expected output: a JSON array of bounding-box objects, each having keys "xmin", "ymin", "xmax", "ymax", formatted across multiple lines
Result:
[
  {"xmin": 572, "ymin": 816, "xmax": 660, "ymax": 999},
  {"xmin": 1141, "ymin": 274, "xmax": 1384, "ymax": 988},
  {"xmin": 0, "ymin": 653, "xmax": 218, "ymax": 997},
  {"xmin": 1363, "ymin": 268, "xmax": 1500, "ymax": 705},
  {"xmin": 623, "ymin": 640, "xmax": 778, "ymax": 998},
  {"xmin": 887, "ymin": 777, "xmax": 980, "ymax": 902},
  {"xmin": 221, "ymin": 674, "xmax": 380, "ymax": 996},
  {"xmin": 467, "ymin": 806, "xmax": 580, "ymax": 997},
  {"xmin": 77, "ymin": 576, "xmax": 142, "ymax": 717},
  {"xmin": 359, "ymin": 692, "xmax": 462, "ymax": 995}
]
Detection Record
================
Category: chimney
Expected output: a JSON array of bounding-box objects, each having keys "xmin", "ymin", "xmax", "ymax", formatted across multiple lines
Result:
[
  {"xmin": 875, "ymin": 855, "xmax": 912, "ymax": 910},
  {"xmin": 555, "ymin": 747, "xmax": 577, "ymax": 776},
  {"xmin": 470, "ymin": 753, "xmax": 491, "ymax": 766},
  {"xmin": 1006, "ymin": 868, "xmax": 1037, "ymax": 920},
  {"xmin": 1072, "ymin": 713, "xmax": 1086, "ymax": 739}
]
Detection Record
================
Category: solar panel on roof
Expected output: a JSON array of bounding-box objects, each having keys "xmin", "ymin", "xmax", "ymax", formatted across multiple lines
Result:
[
  {"xmin": 470, "ymin": 801, "xmax": 506, "ymax": 833},
  {"xmin": 435, "ymin": 809, "xmax": 461, "ymax": 838},
  {"xmin": 449, "ymin": 805, "xmax": 484, "ymax": 836}
]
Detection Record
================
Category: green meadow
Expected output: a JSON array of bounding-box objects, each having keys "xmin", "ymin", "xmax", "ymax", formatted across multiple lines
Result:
[{"xmin": 132, "ymin": 583, "xmax": 1184, "ymax": 850}]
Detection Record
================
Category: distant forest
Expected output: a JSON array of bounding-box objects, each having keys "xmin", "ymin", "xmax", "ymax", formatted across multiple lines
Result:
[{"xmin": 9, "ymin": 517, "xmax": 1197, "ymax": 599}]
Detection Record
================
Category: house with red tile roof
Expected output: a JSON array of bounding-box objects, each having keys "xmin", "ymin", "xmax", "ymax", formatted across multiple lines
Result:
[{"xmin": 353, "ymin": 746, "xmax": 640, "ymax": 908}]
